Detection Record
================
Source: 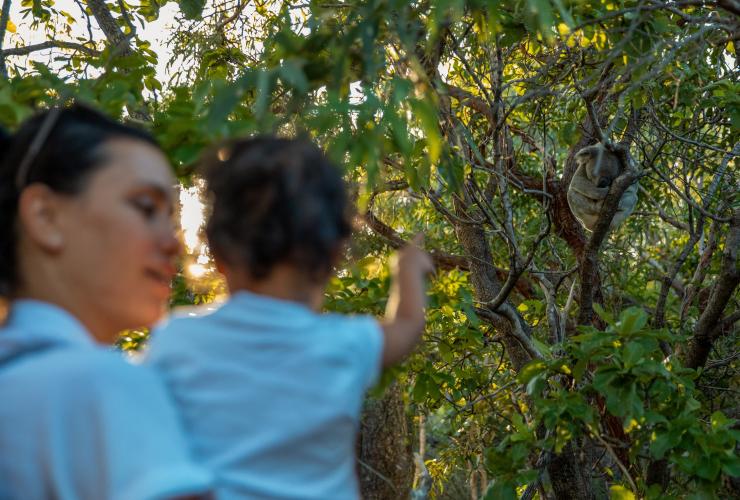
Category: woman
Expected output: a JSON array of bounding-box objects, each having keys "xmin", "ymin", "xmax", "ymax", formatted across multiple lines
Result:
[{"xmin": 0, "ymin": 104, "xmax": 212, "ymax": 499}]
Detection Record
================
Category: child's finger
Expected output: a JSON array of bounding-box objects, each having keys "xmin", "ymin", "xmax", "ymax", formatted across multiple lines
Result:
[{"xmin": 410, "ymin": 233, "xmax": 425, "ymax": 248}]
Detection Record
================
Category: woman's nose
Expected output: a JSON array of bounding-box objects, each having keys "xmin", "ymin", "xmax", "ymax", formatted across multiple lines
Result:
[{"xmin": 158, "ymin": 220, "xmax": 181, "ymax": 257}]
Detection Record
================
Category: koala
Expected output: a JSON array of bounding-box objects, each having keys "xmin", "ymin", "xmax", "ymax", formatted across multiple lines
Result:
[{"xmin": 567, "ymin": 143, "xmax": 638, "ymax": 231}]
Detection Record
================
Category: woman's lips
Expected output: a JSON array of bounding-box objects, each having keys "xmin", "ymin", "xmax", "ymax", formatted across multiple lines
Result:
[{"xmin": 145, "ymin": 266, "xmax": 176, "ymax": 292}]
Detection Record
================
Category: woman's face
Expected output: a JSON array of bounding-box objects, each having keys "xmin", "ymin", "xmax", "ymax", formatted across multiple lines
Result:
[{"xmin": 52, "ymin": 138, "xmax": 180, "ymax": 341}]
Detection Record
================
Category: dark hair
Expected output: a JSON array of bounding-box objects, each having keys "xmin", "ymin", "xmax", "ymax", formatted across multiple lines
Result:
[
  {"xmin": 202, "ymin": 136, "xmax": 352, "ymax": 281},
  {"xmin": 0, "ymin": 104, "xmax": 160, "ymax": 297},
  {"xmin": 0, "ymin": 127, "xmax": 10, "ymax": 163}
]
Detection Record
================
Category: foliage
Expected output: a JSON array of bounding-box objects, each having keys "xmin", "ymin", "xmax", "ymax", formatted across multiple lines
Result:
[
  {"xmin": 1, "ymin": 0, "xmax": 738, "ymax": 498},
  {"xmin": 516, "ymin": 306, "xmax": 739, "ymax": 498}
]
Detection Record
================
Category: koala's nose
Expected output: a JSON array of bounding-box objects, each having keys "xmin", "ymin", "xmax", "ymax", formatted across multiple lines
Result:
[{"xmin": 597, "ymin": 177, "xmax": 611, "ymax": 188}]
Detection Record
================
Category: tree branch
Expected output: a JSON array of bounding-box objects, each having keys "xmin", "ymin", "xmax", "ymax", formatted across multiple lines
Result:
[
  {"xmin": 717, "ymin": 0, "xmax": 740, "ymax": 17},
  {"xmin": 87, "ymin": 0, "xmax": 132, "ymax": 56},
  {"xmin": 445, "ymin": 83, "xmax": 494, "ymax": 123},
  {"xmin": 362, "ymin": 210, "xmax": 469, "ymax": 272},
  {"xmin": 1, "ymin": 40, "xmax": 100, "ymax": 57},
  {"xmin": 683, "ymin": 209, "xmax": 740, "ymax": 369},
  {"xmin": 0, "ymin": 0, "xmax": 12, "ymax": 78},
  {"xmin": 217, "ymin": 0, "xmax": 249, "ymax": 31},
  {"xmin": 578, "ymin": 143, "xmax": 641, "ymax": 325}
]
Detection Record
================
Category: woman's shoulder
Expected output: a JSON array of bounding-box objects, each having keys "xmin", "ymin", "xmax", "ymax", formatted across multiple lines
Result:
[
  {"xmin": 3, "ymin": 345, "xmax": 164, "ymax": 401},
  {"xmin": 53, "ymin": 348, "xmax": 164, "ymax": 393},
  {"xmin": 0, "ymin": 344, "xmax": 214, "ymax": 500}
]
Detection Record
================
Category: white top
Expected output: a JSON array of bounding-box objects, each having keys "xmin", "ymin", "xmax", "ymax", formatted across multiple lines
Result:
[
  {"xmin": 146, "ymin": 290, "xmax": 384, "ymax": 500},
  {"xmin": 0, "ymin": 300, "xmax": 213, "ymax": 500}
]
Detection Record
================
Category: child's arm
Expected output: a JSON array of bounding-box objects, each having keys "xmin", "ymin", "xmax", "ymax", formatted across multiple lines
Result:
[{"xmin": 380, "ymin": 234, "xmax": 434, "ymax": 368}]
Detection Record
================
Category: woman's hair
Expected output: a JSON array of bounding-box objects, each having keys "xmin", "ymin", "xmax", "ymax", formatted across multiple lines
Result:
[
  {"xmin": 202, "ymin": 136, "xmax": 352, "ymax": 282},
  {"xmin": 0, "ymin": 126, "xmax": 10, "ymax": 155},
  {"xmin": 0, "ymin": 104, "xmax": 159, "ymax": 297}
]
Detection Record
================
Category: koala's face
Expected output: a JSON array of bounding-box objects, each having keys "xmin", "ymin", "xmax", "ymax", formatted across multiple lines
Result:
[{"xmin": 576, "ymin": 144, "xmax": 620, "ymax": 188}]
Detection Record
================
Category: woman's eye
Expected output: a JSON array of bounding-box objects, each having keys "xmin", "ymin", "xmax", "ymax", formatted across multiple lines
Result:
[{"xmin": 131, "ymin": 197, "xmax": 157, "ymax": 218}]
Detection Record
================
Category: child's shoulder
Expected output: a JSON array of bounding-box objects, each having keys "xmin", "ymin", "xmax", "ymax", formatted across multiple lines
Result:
[
  {"xmin": 168, "ymin": 302, "xmax": 222, "ymax": 322},
  {"xmin": 319, "ymin": 311, "xmax": 378, "ymax": 328},
  {"xmin": 153, "ymin": 302, "xmax": 223, "ymax": 338},
  {"xmin": 316, "ymin": 312, "xmax": 383, "ymax": 343}
]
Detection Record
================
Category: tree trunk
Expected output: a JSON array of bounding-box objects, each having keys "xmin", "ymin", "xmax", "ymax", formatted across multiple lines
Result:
[
  {"xmin": 86, "ymin": 0, "xmax": 131, "ymax": 55},
  {"xmin": 546, "ymin": 442, "xmax": 596, "ymax": 500},
  {"xmin": 357, "ymin": 383, "xmax": 414, "ymax": 500},
  {"xmin": 453, "ymin": 211, "xmax": 532, "ymax": 371},
  {"xmin": 86, "ymin": 0, "xmax": 150, "ymax": 121},
  {"xmin": 452, "ymin": 203, "xmax": 595, "ymax": 499}
]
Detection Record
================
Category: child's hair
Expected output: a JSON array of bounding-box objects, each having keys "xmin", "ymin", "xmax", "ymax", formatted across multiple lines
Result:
[
  {"xmin": 201, "ymin": 136, "xmax": 352, "ymax": 282},
  {"xmin": 0, "ymin": 104, "xmax": 159, "ymax": 297}
]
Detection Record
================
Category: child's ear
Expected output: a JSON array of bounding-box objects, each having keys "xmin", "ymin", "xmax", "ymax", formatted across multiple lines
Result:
[{"xmin": 17, "ymin": 184, "xmax": 65, "ymax": 253}]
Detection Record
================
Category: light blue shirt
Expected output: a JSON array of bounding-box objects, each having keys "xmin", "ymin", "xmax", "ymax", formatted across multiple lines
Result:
[
  {"xmin": 146, "ymin": 291, "xmax": 384, "ymax": 500},
  {"xmin": 0, "ymin": 300, "xmax": 213, "ymax": 500}
]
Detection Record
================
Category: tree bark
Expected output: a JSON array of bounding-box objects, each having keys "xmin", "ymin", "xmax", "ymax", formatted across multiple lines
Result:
[
  {"xmin": 683, "ymin": 209, "xmax": 740, "ymax": 370},
  {"xmin": 547, "ymin": 442, "xmax": 596, "ymax": 500},
  {"xmin": 577, "ymin": 144, "xmax": 640, "ymax": 326},
  {"xmin": 0, "ymin": 0, "xmax": 11, "ymax": 78},
  {"xmin": 453, "ymin": 207, "xmax": 533, "ymax": 371},
  {"xmin": 450, "ymin": 200, "xmax": 595, "ymax": 499},
  {"xmin": 357, "ymin": 383, "xmax": 414, "ymax": 500},
  {"xmin": 86, "ymin": 0, "xmax": 131, "ymax": 56},
  {"xmin": 1, "ymin": 40, "xmax": 100, "ymax": 57},
  {"xmin": 86, "ymin": 0, "xmax": 151, "ymax": 121}
]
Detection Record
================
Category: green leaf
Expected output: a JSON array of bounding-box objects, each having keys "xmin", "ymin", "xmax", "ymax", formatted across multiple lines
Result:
[
  {"xmin": 526, "ymin": 373, "xmax": 547, "ymax": 396},
  {"xmin": 254, "ymin": 69, "xmax": 273, "ymax": 122},
  {"xmin": 413, "ymin": 374, "xmax": 428, "ymax": 403},
  {"xmin": 710, "ymin": 411, "xmax": 733, "ymax": 430},
  {"xmin": 551, "ymin": 0, "xmax": 575, "ymax": 27},
  {"xmin": 649, "ymin": 433, "xmax": 672, "ymax": 459},
  {"xmin": 438, "ymin": 341, "xmax": 454, "ymax": 363},
  {"xmin": 609, "ymin": 485, "xmax": 635, "ymax": 500},
  {"xmin": 518, "ymin": 360, "xmax": 547, "ymax": 385},
  {"xmin": 573, "ymin": 356, "xmax": 590, "ymax": 382},
  {"xmin": 179, "ymin": 0, "xmax": 206, "ymax": 20},
  {"xmin": 615, "ymin": 307, "xmax": 648, "ymax": 336},
  {"xmin": 525, "ymin": 0, "xmax": 555, "ymax": 42},
  {"xmin": 206, "ymin": 80, "xmax": 240, "ymax": 132},
  {"xmin": 437, "ymin": 156, "xmax": 464, "ymax": 193},
  {"xmin": 280, "ymin": 59, "xmax": 309, "ymax": 93},
  {"xmin": 695, "ymin": 457, "xmax": 721, "ymax": 480},
  {"xmin": 722, "ymin": 456, "xmax": 740, "ymax": 477},
  {"xmin": 483, "ymin": 480, "xmax": 516, "ymax": 500},
  {"xmin": 622, "ymin": 342, "xmax": 645, "ymax": 369},
  {"xmin": 593, "ymin": 303, "xmax": 614, "ymax": 325},
  {"xmin": 410, "ymin": 99, "xmax": 441, "ymax": 164},
  {"xmin": 532, "ymin": 337, "xmax": 552, "ymax": 358}
]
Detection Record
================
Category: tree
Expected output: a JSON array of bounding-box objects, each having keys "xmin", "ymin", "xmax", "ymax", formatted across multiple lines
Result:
[{"xmin": 2, "ymin": 1, "xmax": 738, "ymax": 498}]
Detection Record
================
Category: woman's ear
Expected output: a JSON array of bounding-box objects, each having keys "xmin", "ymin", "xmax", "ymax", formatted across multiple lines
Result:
[{"xmin": 17, "ymin": 184, "xmax": 65, "ymax": 253}]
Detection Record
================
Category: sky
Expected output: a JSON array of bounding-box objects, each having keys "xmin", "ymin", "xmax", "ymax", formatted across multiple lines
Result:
[
  {"xmin": 3, "ymin": 1, "xmax": 367, "ymax": 284},
  {"xmin": 5, "ymin": 0, "xmax": 213, "ymax": 279},
  {"xmin": 5, "ymin": 0, "xmax": 179, "ymax": 81}
]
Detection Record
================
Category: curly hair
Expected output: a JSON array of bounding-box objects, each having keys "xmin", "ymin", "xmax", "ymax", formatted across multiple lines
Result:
[
  {"xmin": 0, "ymin": 104, "xmax": 159, "ymax": 297},
  {"xmin": 201, "ymin": 136, "xmax": 352, "ymax": 282}
]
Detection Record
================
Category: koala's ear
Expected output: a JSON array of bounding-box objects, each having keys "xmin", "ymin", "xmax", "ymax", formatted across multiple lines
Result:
[{"xmin": 574, "ymin": 145, "xmax": 596, "ymax": 167}]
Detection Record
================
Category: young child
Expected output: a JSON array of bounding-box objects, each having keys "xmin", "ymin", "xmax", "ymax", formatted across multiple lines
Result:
[{"xmin": 146, "ymin": 136, "xmax": 433, "ymax": 499}]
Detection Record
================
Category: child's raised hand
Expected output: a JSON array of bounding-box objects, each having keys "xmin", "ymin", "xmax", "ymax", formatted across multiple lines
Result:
[
  {"xmin": 382, "ymin": 234, "xmax": 433, "ymax": 367},
  {"xmin": 393, "ymin": 234, "xmax": 434, "ymax": 278}
]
